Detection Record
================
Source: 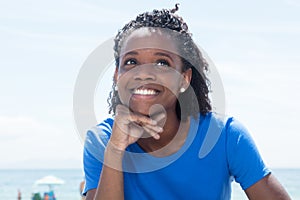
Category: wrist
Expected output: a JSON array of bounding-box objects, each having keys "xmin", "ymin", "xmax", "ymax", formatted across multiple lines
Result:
[
  {"xmin": 106, "ymin": 141, "xmax": 126, "ymax": 154},
  {"xmin": 108, "ymin": 136, "xmax": 128, "ymax": 151},
  {"xmin": 103, "ymin": 141, "xmax": 125, "ymax": 171}
]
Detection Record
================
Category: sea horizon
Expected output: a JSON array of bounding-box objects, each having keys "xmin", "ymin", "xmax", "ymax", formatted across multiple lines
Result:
[{"xmin": 0, "ymin": 168, "xmax": 299, "ymax": 199}]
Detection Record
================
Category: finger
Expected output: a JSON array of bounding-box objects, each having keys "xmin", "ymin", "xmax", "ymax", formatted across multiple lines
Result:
[
  {"xmin": 115, "ymin": 104, "xmax": 131, "ymax": 116},
  {"xmin": 149, "ymin": 104, "xmax": 166, "ymax": 117},
  {"xmin": 143, "ymin": 123, "xmax": 163, "ymax": 134},
  {"xmin": 151, "ymin": 112, "xmax": 166, "ymax": 124},
  {"xmin": 127, "ymin": 123, "xmax": 144, "ymax": 138},
  {"xmin": 129, "ymin": 114, "xmax": 157, "ymax": 126},
  {"xmin": 142, "ymin": 125, "xmax": 161, "ymax": 140},
  {"xmin": 116, "ymin": 105, "xmax": 158, "ymax": 126}
]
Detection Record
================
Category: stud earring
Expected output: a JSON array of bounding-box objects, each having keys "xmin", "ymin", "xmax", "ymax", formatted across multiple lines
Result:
[
  {"xmin": 180, "ymin": 87, "xmax": 185, "ymax": 93},
  {"xmin": 115, "ymin": 85, "xmax": 118, "ymax": 91}
]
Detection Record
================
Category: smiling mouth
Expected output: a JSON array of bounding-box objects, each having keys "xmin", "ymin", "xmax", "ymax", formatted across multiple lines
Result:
[{"xmin": 132, "ymin": 87, "xmax": 160, "ymax": 96}]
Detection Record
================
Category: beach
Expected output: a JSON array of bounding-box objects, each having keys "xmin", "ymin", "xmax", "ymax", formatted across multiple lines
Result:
[{"xmin": 0, "ymin": 168, "xmax": 299, "ymax": 199}]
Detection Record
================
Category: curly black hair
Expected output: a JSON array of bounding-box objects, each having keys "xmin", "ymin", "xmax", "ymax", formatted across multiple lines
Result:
[{"xmin": 107, "ymin": 4, "xmax": 211, "ymax": 121}]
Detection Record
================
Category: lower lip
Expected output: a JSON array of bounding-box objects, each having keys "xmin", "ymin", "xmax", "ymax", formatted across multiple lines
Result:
[{"xmin": 131, "ymin": 93, "xmax": 159, "ymax": 100}]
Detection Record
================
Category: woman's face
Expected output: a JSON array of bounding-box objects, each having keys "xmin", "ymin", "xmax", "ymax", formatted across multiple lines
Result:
[{"xmin": 116, "ymin": 28, "xmax": 191, "ymax": 116}]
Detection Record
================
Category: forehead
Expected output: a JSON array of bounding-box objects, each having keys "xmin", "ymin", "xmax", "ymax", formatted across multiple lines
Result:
[{"xmin": 120, "ymin": 27, "xmax": 180, "ymax": 56}]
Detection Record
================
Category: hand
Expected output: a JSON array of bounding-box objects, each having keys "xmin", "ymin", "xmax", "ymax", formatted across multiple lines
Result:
[{"xmin": 109, "ymin": 104, "xmax": 165, "ymax": 151}]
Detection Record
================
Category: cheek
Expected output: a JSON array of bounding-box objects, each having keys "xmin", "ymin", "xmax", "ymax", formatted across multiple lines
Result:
[
  {"xmin": 160, "ymin": 72, "xmax": 183, "ymax": 93},
  {"xmin": 116, "ymin": 72, "xmax": 131, "ymax": 106}
]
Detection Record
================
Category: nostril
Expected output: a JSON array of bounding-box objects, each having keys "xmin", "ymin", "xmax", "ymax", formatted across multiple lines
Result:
[
  {"xmin": 133, "ymin": 67, "xmax": 156, "ymax": 81},
  {"xmin": 133, "ymin": 74, "xmax": 156, "ymax": 81}
]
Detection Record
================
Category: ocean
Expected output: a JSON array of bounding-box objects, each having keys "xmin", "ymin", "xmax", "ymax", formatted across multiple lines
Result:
[{"xmin": 0, "ymin": 168, "xmax": 299, "ymax": 199}]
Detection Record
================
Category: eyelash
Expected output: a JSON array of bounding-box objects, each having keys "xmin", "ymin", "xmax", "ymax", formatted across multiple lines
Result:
[
  {"xmin": 156, "ymin": 59, "xmax": 170, "ymax": 67},
  {"xmin": 124, "ymin": 59, "xmax": 137, "ymax": 65},
  {"xmin": 123, "ymin": 59, "xmax": 170, "ymax": 67}
]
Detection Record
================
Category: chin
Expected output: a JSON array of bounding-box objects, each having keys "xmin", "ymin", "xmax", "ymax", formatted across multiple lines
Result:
[{"xmin": 129, "ymin": 105, "xmax": 151, "ymax": 116}]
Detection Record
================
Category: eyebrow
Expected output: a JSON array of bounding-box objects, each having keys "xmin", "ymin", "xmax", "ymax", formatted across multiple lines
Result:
[
  {"xmin": 121, "ymin": 51, "xmax": 174, "ymax": 60},
  {"xmin": 154, "ymin": 52, "xmax": 173, "ymax": 60},
  {"xmin": 122, "ymin": 51, "xmax": 138, "ymax": 57}
]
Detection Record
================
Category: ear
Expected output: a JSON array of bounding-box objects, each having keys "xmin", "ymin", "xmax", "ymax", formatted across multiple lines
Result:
[{"xmin": 181, "ymin": 68, "xmax": 192, "ymax": 89}]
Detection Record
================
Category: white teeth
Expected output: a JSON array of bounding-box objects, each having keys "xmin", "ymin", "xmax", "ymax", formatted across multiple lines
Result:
[{"xmin": 133, "ymin": 89, "xmax": 158, "ymax": 95}]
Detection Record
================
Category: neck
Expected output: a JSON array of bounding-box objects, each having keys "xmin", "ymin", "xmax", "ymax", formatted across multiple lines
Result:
[{"xmin": 137, "ymin": 111, "xmax": 190, "ymax": 157}]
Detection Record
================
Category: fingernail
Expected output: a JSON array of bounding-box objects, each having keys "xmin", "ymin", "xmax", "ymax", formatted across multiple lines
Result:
[{"xmin": 158, "ymin": 127, "xmax": 163, "ymax": 132}]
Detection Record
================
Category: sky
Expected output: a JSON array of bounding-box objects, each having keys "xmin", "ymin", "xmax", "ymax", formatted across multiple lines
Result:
[{"xmin": 0, "ymin": 0, "xmax": 299, "ymax": 169}]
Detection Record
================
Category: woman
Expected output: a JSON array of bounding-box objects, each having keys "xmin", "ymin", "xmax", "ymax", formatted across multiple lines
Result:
[{"xmin": 83, "ymin": 5, "xmax": 291, "ymax": 199}]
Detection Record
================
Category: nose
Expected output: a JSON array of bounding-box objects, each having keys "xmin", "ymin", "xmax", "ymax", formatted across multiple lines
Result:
[{"xmin": 133, "ymin": 64, "xmax": 156, "ymax": 81}]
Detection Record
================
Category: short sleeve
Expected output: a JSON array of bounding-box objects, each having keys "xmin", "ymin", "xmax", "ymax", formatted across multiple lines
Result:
[
  {"xmin": 82, "ymin": 118, "xmax": 113, "ymax": 195},
  {"xmin": 226, "ymin": 118, "xmax": 271, "ymax": 190},
  {"xmin": 82, "ymin": 144, "xmax": 103, "ymax": 195}
]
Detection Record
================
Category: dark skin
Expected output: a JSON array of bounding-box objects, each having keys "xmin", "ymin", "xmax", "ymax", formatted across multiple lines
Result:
[{"xmin": 86, "ymin": 29, "xmax": 291, "ymax": 200}]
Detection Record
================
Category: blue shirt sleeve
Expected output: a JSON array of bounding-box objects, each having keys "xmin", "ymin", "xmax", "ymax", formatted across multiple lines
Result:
[
  {"xmin": 226, "ymin": 118, "xmax": 271, "ymax": 190},
  {"xmin": 83, "ymin": 145, "xmax": 103, "ymax": 195},
  {"xmin": 82, "ymin": 118, "xmax": 113, "ymax": 195}
]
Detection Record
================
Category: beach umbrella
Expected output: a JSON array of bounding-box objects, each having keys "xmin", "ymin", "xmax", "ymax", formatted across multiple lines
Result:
[{"xmin": 34, "ymin": 175, "xmax": 65, "ymax": 190}]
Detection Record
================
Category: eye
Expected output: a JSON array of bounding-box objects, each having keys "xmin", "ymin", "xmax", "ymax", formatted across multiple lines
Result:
[
  {"xmin": 156, "ymin": 59, "xmax": 170, "ymax": 67},
  {"xmin": 124, "ymin": 58, "xmax": 137, "ymax": 65},
  {"xmin": 119, "ymin": 58, "xmax": 138, "ymax": 73}
]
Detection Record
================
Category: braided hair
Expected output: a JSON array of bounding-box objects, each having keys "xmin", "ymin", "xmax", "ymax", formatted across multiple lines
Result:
[{"xmin": 108, "ymin": 4, "xmax": 211, "ymax": 121}]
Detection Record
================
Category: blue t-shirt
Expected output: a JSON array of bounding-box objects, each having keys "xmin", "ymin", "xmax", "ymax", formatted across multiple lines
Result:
[{"xmin": 83, "ymin": 113, "xmax": 270, "ymax": 199}]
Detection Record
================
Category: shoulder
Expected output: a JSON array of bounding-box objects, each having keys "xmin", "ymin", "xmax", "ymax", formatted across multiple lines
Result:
[
  {"xmin": 197, "ymin": 112, "xmax": 231, "ymax": 158},
  {"xmin": 198, "ymin": 112, "xmax": 234, "ymax": 140},
  {"xmin": 198, "ymin": 112, "xmax": 231, "ymax": 128},
  {"xmin": 84, "ymin": 118, "xmax": 114, "ymax": 153},
  {"xmin": 86, "ymin": 118, "xmax": 114, "ymax": 140},
  {"xmin": 197, "ymin": 112, "xmax": 254, "ymax": 158},
  {"xmin": 224, "ymin": 116, "xmax": 255, "ymax": 147},
  {"xmin": 201, "ymin": 112, "xmax": 252, "ymax": 142}
]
